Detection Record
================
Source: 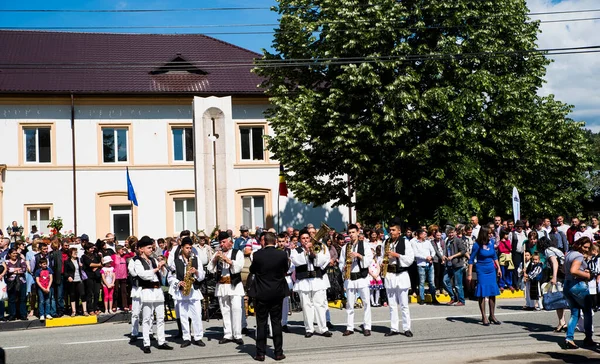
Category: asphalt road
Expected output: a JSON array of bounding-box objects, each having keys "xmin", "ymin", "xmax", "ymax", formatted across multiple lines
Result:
[{"xmin": 1, "ymin": 299, "xmax": 599, "ymax": 364}]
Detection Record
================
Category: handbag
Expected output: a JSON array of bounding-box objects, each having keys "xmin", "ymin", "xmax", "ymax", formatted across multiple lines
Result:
[
  {"xmin": 542, "ymin": 283, "xmax": 570, "ymax": 311},
  {"xmin": 0, "ymin": 278, "xmax": 7, "ymax": 301}
]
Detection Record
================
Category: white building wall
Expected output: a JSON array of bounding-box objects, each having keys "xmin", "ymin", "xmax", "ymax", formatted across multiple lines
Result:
[{"xmin": 0, "ymin": 99, "xmax": 349, "ymax": 240}]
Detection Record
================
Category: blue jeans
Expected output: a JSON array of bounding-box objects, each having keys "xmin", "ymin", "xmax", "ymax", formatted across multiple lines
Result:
[
  {"xmin": 563, "ymin": 280, "xmax": 593, "ymax": 341},
  {"xmin": 417, "ymin": 264, "xmax": 436, "ymax": 302},
  {"xmin": 52, "ymin": 280, "xmax": 64, "ymax": 316},
  {"xmin": 499, "ymin": 266, "xmax": 513, "ymax": 288},
  {"xmin": 443, "ymin": 266, "xmax": 465, "ymax": 304},
  {"xmin": 38, "ymin": 287, "xmax": 54, "ymax": 318},
  {"xmin": 8, "ymin": 280, "xmax": 27, "ymax": 319}
]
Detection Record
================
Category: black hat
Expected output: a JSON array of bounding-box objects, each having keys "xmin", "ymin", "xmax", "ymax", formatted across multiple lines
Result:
[
  {"xmin": 181, "ymin": 237, "xmax": 193, "ymax": 246},
  {"xmin": 515, "ymin": 220, "xmax": 524, "ymax": 228},
  {"xmin": 138, "ymin": 236, "xmax": 153, "ymax": 248},
  {"xmin": 551, "ymin": 220, "xmax": 560, "ymax": 227},
  {"xmin": 217, "ymin": 231, "xmax": 230, "ymax": 242}
]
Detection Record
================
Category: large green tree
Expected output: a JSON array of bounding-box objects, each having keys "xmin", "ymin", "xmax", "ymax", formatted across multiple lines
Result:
[{"xmin": 255, "ymin": 0, "xmax": 593, "ymax": 225}]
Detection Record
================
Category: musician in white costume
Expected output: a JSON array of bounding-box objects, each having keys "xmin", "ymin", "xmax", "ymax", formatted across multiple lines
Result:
[
  {"xmin": 382, "ymin": 221, "xmax": 415, "ymax": 337},
  {"xmin": 128, "ymin": 244, "xmax": 142, "ymax": 342},
  {"xmin": 207, "ymin": 232, "xmax": 245, "ymax": 345},
  {"xmin": 339, "ymin": 224, "xmax": 374, "ymax": 336},
  {"xmin": 134, "ymin": 236, "xmax": 173, "ymax": 353},
  {"xmin": 168, "ymin": 237, "xmax": 206, "ymax": 348},
  {"xmin": 290, "ymin": 229, "xmax": 333, "ymax": 338}
]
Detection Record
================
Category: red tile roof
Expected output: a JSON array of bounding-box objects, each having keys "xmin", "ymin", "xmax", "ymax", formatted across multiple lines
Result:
[{"xmin": 0, "ymin": 30, "xmax": 265, "ymax": 95}]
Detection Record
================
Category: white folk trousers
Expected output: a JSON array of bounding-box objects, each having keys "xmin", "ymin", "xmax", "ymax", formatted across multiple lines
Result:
[
  {"xmin": 298, "ymin": 290, "xmax": 328, "ymax": 334},
  {"xmin": 142, "ymin": 302, "xmax": 165, "ymax": 347},
  {"xmin": 346, "ymin": 286, "xmax": 372, "ymax": 330},
  {"xmin": 219, "ymin": 295, "xmax": 243, "ymax": 340},
  {"xmin": 387, "ymin": 287, "xmax": 411, "ymax": 332}
]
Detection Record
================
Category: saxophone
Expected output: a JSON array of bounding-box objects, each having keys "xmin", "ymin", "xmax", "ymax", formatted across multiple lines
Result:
[
  {"xmin": 182, "ymin": 254, "xmax": 196, "ymax": 296},
  {"xmin": 343, "ymin": 241, "xmax": 354, "ymax": 281},
  {"xmin": 381, "ymin": 238, "xmax": 391, "ymax": 278}
]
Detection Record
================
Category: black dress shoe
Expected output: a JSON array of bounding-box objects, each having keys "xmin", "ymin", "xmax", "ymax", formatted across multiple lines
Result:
[
  {"xmin": 253, "ymin": 355, "xmax": 266, "ymax": 362},
  {"xmin": 282, "ymin": 325, "xmax": 290, "ymax": 333},
  {"xmin": 565, "ymin": 340, "xmax": 579, "ymax": 350},
  {"xmin": 384, "ymin": 331, "xmax": 400, "ymax": 337},
  {"xmin": 363, "ymin": 329, "xmax": 371, "ymax": 337},
  {"xmin": 180, "ymin": 340, "xmax": 191, "ymax": 348},
  {"xmin": 322, "ymin": 331, "xmax": 333, "ymax": 337},
  {"xmin": 275, "ymin": 354, "xmax": 286, "ymax": 361},
  {"xmin": 157, "ymin": 343, "xmax": 173, "ymax": 350},
  {"xmin": 342, "ymin": 330, "xmax": 354, "ymax": 336},
  {"xmin": 304, "ymin": 332, "xmax": 313, "ymax": 338},
  {"xmin": 489, "ymin": 316, "xmax": 501, "ymax": 325},
  {"xmin": 219, "ymin": 338, "xmax": 232, "ymax": 344},
  {"xmin": 404, "ymin": 330, "xmax": 413, "ymax": 337},
  {"xmin": 143, "ymin": 346, "xmax": 151, "ymax": 354},
  {"xmin": 234, "ymin": 338, "xmax": 244, "ymax": 345},
  {"xmin": 193, "ymin": 339, "xmax": 206, "ymax": 347},
  {"xmin": 242, "ymin": 327, "xmax": 249, "ymax": 335},
  {"xmin": 326, "ymin": 321, "xmax": 334, "ymax": 330}
]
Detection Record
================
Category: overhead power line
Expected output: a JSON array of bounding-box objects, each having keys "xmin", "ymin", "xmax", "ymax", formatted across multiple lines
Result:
[
  {"xmin": 0, "ymin": 45, "xmax": 598, "ymax": 72},
  {"xmin": 1, "ymin": 7, "xmax": 600, "ymax": 16},
  {"xmin": 2, "ymin": 16, "xmax": 599, "ymax": 33}
]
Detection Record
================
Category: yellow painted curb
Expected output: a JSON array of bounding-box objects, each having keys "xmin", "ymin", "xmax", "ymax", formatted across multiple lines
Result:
[
  {"xmin": 409, "ymin": 294, "xmax": 451, "ymax": 303},
  {"xmin": 328, "ymin": 300, "xmax": 343, "ymax": 309},
  {"xmin": 408, "ymin": 290, "xmax": 525, "ymax": 303},
  {"xmin": 499, "ymin": 289, "xmax": 525, "ymax": 299},
  {"xmin": 45, "ymin": 315, "xmax": 97, "ymax": 327}
]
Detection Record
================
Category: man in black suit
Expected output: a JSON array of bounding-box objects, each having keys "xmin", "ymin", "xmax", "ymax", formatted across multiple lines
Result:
[{"xmin": 249, "ymin": 232, "xmax": 289, "ymax": 361}]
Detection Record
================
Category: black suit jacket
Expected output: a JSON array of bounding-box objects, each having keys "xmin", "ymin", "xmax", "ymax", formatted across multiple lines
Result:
[{"xmin": 249, "ymin": 246, "xmax": 289, "ymax": 301}]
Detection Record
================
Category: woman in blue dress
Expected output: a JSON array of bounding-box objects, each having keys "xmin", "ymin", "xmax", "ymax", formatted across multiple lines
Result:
[{"xmin": 467, "ymin": 225, "xmax": 502, "ymax": 326}]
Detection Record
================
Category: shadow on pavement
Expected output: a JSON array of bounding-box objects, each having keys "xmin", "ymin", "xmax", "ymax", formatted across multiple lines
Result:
[{"xmin": 504, "ymin": 320, "xmax": 555, "ymax": 333}]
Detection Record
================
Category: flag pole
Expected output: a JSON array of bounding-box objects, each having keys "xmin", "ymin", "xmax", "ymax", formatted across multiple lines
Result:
[
  {"xmin": 131, "ymin": 199, "xmax": 135, "ymax": 237},
  {"xmin": 277, "ymin": 189, "xmax": 280, "ymax": 233}
]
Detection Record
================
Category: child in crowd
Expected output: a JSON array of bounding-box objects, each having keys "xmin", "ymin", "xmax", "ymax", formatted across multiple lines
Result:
[
  {"xmin": 587, "ymin": 243, "xmax": 600, "ymax": 311},
  {"xmin": 369, "ymin": 246, "xmax": 383, "ymax": 307},
  {"xmin": 34, "ymin": 257, "xmax": 53, "ymax": 321},
  {"xmin": 525, "ymin": 253, "xmax": 543, "ymax": 311},
  {"xmin": 521, "ymin": 251, "xmax": 534, "ymax": 310},
  {"xmin": 497, "ymin": 229, "xmax": 515, "ymax": 292},
  {"xmin": 100, "ymin": 256, "xmax": 115, "ymax": 314}
]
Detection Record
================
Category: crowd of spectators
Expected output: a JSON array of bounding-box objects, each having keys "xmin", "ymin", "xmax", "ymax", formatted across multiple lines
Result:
[{"xmin": 1, "ymin": 215, "xmax": 599, "ymax": 351}]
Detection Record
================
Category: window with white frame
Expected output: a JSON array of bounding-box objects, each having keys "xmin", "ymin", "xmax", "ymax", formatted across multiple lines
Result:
[
  {"xmin": 242, "ymin": 196, "xmax": 265, "ymax": 228},
  {"xmin": 240, "ymin": 126, "xmax": 265, "ymax": 161},
  {"xmin": 23, "ymin": 127, "xmax": 51, "ymax": 163},
  {"xmin": 28, "ymin": 207, "xmax": 51, "ymax": 234},
  {"xmin": 174, "ymin": 198, "xmax": 196, "ymax": 232},
  {"xmin": 172, "ymin": 127, "xmax": 194, "ymax": 162},
  {"xmin": 102, "ymin": 127, "xmax": 128, "ymax": 163}
]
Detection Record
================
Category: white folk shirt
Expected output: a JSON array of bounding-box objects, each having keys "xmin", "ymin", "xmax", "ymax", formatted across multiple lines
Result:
[
  {"xmin": 290, "ymin": 247, "xmax": 330, "ymax": 292},
  {"xmin": 168, "ymin": 255, "xmax": 205, "ymax": 302},
  {"xmin": 133, "ymin": 257, "xmax": 164, "ymax": 303},
  {"xmin": 128, "ymin": 257, "xmax": 142, "ymax": 299},
  {"xmin": 207, "ymin": 249, "xmax": 245, "ymax": 297},
  {"xmin": 339, "ymin": 240, "xmax": 374, "ymax": 289},
  {"xmin": 384, "ymin": 238, "xmax": 415, "ymax": 290}
]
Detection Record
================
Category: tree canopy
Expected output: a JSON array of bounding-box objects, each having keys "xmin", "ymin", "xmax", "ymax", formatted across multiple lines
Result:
[{"xmin": 255, "ymin": 0, "xmax": 593, "ymax": 225}]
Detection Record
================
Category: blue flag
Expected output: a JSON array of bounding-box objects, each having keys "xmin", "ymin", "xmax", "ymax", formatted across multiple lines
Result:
[{"xmin": 126, "ymin": 167, "xmax": 138, "ymax": 206}]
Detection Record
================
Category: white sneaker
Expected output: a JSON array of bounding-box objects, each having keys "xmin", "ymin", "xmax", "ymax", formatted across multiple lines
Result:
[
  {"xmin": 105, "ymin": 311, "xmax": 110, "ymax": 315},
  {"xmin": 46, "ymin": 315, "xmax": 53, "ymax": 320},
  {"xmin": 40, "ymin": 317, "xmax": 45, "ymax": 321}
]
